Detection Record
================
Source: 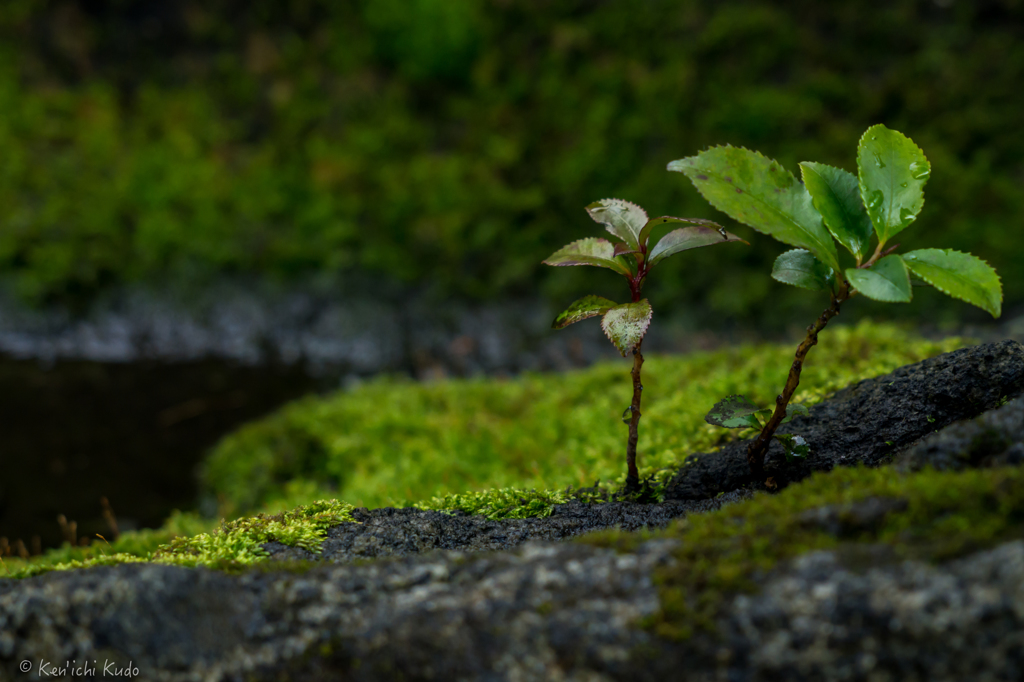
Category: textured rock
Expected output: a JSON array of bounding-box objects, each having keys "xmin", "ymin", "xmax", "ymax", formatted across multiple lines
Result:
[
  {"xmin": 719, "ymin": 542, "xmax": 1024, "ymax": 681},
  {"xmin": 663, "ymin": 340, "xmax": 1024, "ymax": 500},
  {"xmin": 4, "ymin": 537, "xmax": 1024, "ymax": 681},
  {"xmin": 264, "ymin": 493, "xmax": 751, "ymax": 563},
  {"xmin": 895, "ymin": 394, "xmax": 1024, "ymax": 472}
]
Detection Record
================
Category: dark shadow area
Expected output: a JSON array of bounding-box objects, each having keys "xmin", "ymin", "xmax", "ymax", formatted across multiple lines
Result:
[{"xmin": 0, "ymin": 356, "xmax": 320, "ymax": 551}]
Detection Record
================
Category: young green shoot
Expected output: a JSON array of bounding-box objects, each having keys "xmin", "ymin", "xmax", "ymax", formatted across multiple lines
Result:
[
  {"xmin": 544, "ymin": 199, "xmax": 746, "ymax": 490},
  {"xmin": 669, "ymin": 124, "xmax": 1002, "ymax": 481}
]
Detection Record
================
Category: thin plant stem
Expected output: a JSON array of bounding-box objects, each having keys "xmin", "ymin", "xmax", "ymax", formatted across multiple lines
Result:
[
  {"xmin": 746, "ymin": 279, "xmax": 851, "ymax": 479},
  {"xmin": 626, "ymin": 340, "xmax": 644, "ymax": 490}
]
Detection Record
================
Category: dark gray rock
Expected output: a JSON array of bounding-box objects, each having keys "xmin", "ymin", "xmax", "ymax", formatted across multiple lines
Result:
[
  {"xmin": 4, "ymin": 536, "xmax": 1024, "ymax": 681},
  {"xmin": 264, "ymin": 493, "xmax": 752, "ymax": 563},
  {"xmin": 718, "ymin": 541, "xmax": 1024, "ymax": 681},
  {"xmin": 663, "ymin": 340, "xmax": 1024, "ymax": 500},
  {"xmin": 895, "ymin": 395, "xmax": 1024, "ymax": 472}
]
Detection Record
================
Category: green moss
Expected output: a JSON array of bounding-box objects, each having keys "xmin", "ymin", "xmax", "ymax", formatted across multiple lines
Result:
[
  {"xmin": 2, "ymin": 501, "xmax": 354, "ymax": 579},
  {"xmin": 581, "ymin": 466, "xmax": 1024, "ymax": 640},
  {"xmin": 202, "ymin": 321, "xmax": 967, "ymax": 517},
  {"xmin": 152, "ymin": 499, "xmax": 356, "ymax": 567},
  {"xmin": 414, "ymin": 488, "xmax": 572, "ymax": 520}
]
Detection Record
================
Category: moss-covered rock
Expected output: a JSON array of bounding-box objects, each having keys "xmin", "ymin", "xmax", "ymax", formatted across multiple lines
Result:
[{"xmin": 2, "ymin": 339, "xmax": 1024, "ymax": 679}]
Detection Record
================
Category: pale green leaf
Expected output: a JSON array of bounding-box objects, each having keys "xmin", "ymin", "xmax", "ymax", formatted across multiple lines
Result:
[
  {"xmin": 780, "ymin": 403, "xmax": 809, "ymax": 424},
  {"xmin": 800, "ymin": 162, "xmax": 873, "ymax": 262},
  {"xmin": 704, "ymin": 395, "xmax": 770, "ymax": 429},
  {"xmin": 668, "ymin": 146, "xmax": 840, "ymax": 271},
  {"xmin": 902, "ymin": 249, "xmax": 1002, "ymax": 318},
  {"xmin": 543, "ymin": 237, "xmax": 633, "ymax": 277},
  {"xmin": 844, "ymin": 255, "xmax": 912, "ymax": 303},
  {"xmin": 857, "ymin": 124, "xmax": 930, "ymax": 245},
  {"xmin": 647, "ymin": 225, "xmax": 747, "ymax": 268},
  {"xmin": 586, "ymin": 199, "xmax": 648, "ymax": 251},
  {"xmin": 600, "ymin": 300, "xmax": 652, "ymax": 356},
  {"xmin": 551, "ymin": 295, "xmax": 618, "ymax": 329},
  {"xmin": 774, "ymin": 433, "xmax": 810, "ymax": 460},
  {"xmin": 771, "ymin": 249, "xmax": 834, "ymax": 291}
]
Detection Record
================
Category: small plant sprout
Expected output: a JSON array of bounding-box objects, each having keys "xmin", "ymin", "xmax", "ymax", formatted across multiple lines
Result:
[
  {"xmin": 669, "ymin": 124, "xmax": 1003, "ymax": 482},
  {"xmin": 544, "ymin": 198, "xmax": 747, "ymax": 490}
]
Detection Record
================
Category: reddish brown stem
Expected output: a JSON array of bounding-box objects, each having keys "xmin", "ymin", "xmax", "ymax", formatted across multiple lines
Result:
[
  {"xmin": 746, "ymin": 280, "xmax": 851, "ymax": 480},
  {"xmin": 626, "ymin": 341, "xmax": 644, "ymax": 490}
]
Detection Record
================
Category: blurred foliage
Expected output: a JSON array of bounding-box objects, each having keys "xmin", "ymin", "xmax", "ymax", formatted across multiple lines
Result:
[
  {"xmin": 199, "ymin": 321, "xmax": 967, "ymax": 517},
  {"xmin": 0, "ymin": 0, "xmax": 1021, "ymax": 327}
]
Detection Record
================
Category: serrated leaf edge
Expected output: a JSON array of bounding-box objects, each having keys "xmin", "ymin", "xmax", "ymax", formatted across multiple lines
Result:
[
  {"xmin": 799, "ymin": 160, "xmax": 870, "ymax": 261},
  {"xmin": 542, "ymin": 237, "xmax": 632, "ymax": 276},
  {"xmin": 587, "ymin": 198, "xmax": 649, "ymax": 247},
  {"xmin": 600, "ymin": 300, "xmax": 653, "ymax": 356},
  {"xmin": 551, "ymin": 295, "xmax": 619, "ymax": 329},
  {"xmin": 771, "ymin": 248, "xmax": 832, "ymax": 291},
  {"xmin": 844, "ymin": 257, "xmax": 913, "ymax": 303},
  {"xmin": 856, "ymin": 124, "xmax": 929, "ymax": 245},
  {"xmin": 903, "ymin": 249, "xmax": 1003, "ymax": 317},
  {"xmin": 672, "ymin": 144, "xmax": 840, "ymax": 271}
]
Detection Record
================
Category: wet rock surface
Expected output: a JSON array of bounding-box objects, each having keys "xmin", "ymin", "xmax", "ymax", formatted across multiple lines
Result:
[
  {"xmin": 895, "ymin": 394, "xmax": 1024, "ymax": 472},
  {"xmin": 663, "ymin": 339, "xmax": 1024, "ymax": 500},
  {"xmin": 3, "ymin": 340, "xmax": 1024, "ymax": 681}
]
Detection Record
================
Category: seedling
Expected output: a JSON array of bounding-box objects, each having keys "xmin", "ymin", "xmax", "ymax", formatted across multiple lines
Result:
[
  {"xmin": 544, "ymin": 199, "xmax": 746, "ymax": 489},
  {"xmin": 669, "ymin": 124, "xmax": 1002, "ymax": 481}
]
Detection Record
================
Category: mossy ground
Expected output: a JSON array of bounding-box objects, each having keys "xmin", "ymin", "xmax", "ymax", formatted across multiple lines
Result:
[
  {"xmin": 2, "ymin": 501, "xmax": 354, "ymax": 579},
  {"xmin": 582, "ymin": 465, "xmax": 1024, "ymax": 640},
  {"xmin": 201, "ymin": 320, "xmax": 967, "ymax": 517},
  {"xmin": 0, "ymin": 322, "xmax": 978, "ymax": 580}
]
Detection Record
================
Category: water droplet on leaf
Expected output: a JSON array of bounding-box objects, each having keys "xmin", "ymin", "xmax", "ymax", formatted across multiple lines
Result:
[
  {"xmin": 867, "ymin": 190, "xmax": 884, "ymax": 210},
  {"xmin": 909, "ymin": 161, "xmax": 930, "ymax": 180},
  {"xmin": 899, "ymin": 207, "xmax": 917, "ymax": 225},
  {"xmin": 622, "ymin": 406, "xmax": 634, "ymax": 424},
  {"xmin": 900, "ymin": 182, "xmax": 908, "ymax": 188},
  {"xmin": 873, "ymin": 152, "xmax": 886, "ymax": 169}
]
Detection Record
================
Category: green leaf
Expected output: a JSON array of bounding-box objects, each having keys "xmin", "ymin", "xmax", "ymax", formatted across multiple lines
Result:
[
  {"xmin": 600, "ymin": 300, "xmax": 653, "ymax": 356},
  {"xmin": 857, "ymin": 124, "xmax": 930, "ymax": 245},
  {"xmin": 636, "ymin": 215, "xmax": 739, "ymax": 250},
  {"xmin": 551, "ymin": 295, "xmax": 618, "ymax": 329},
  {"xmin": 773, "ymin": 434, "xmax": 810, "ymax": 460},
  {"xmin": 771, "ymin": 249, "xmax": 834, "ymax": 291},
  {"xmin": 705, "ymin": 395, "xmax": 771, "ymax": 429},
  {"xmin": 543, "ymin": 237, "xmax": 633, "ymax": 277},
  {"xmin": 800, "ymin": 162, "xmax": 873, "ymax": 262},
  {"xmin": 902, "ymin": 249, "xmax": 1002, "ymax": 317},
  {"xmin": 668, "ymin": 146, "xmax": 840, "ymax": 271},
  {"xmin": 780, "ymin": 403, "xmax": 809, "ymax": 424},
  {"xmin": 844, "ymin": 255, "xmax": 912, "ymax": 303},
  {"xmin": 647, "ymin": 225, "xmax": 747, "ymax": 268},
  {"xmin": 586, "ymin": 199, "xmax": 648, "ymax": 251}
]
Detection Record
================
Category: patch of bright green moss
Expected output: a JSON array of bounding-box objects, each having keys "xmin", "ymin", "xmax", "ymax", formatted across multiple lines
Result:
[
  {"xmin": 415, "ymin": 486, "xmax": 608, "ymax": 519},
  {"xmin": 582, "ymin": 466, "xmax": 1024, "ymax": 640},
  {"xmin": 202, "ymin": 321, "xmax": 969, "ymax": 518},
  {"xmin": 1, "ymin": 501, "xmax": 354, "ymax": 579}
]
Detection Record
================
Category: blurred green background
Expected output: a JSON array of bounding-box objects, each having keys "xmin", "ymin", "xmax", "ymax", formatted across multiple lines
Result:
[{"xmin": 1, "ymin": 0, "xmax": 1021, "ymax": 328}]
